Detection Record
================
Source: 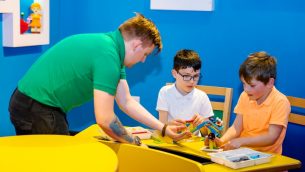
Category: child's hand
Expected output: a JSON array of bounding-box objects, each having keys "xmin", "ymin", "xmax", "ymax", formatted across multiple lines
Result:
[
  {"xmin": 204, "ymin": 135, "xmax": 222, "ymax": 147},
  {"xmin": 168, "ymin": 119, "xmax": 186, "ymax": 127},
  {"xmin": 220, "ymin": 138, "xmax": 242, "ymax": 150},
  {"xmin": 190, "ymin": 113, "xmax": 204, "ymax": 127},
  {"xmin": 166, "ymin": 125, "xmax": 192, "ymax": 141}
]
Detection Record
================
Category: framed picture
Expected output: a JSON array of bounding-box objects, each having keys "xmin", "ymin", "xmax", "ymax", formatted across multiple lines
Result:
[
  {"xmin": 1, "ymin": 0, "xmax": 49, "ymax": 47},
  {"xmin": 150, "ymin": 0, "xmax": 214, "ymax": 11}
]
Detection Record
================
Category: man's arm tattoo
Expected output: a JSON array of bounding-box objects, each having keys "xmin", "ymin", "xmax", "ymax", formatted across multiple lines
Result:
[{"xmin": 109, "ymin": 116, "xmax": 134, "ymax": 143}]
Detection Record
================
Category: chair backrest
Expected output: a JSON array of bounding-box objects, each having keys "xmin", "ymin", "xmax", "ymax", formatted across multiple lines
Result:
[
  {"xmin": 117, "ymin": 144, "xmax": 203, "ymax": 172},
  {"xmin": 166, "ymin": 83, "xmax": 233, "ymax": 133},
  {"xmin": 195, "ymin": 85, "xmax": 233, "ymax": 133},
  {"xmin": 287, "ymin": 96, "xmax": 305, "ymax": 126}
]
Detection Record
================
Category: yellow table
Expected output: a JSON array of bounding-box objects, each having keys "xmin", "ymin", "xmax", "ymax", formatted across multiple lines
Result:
[
  {"xmin": 145, "ymin": 139, "xmax": 302, "ymax": 172},
  {"xmin": 76, "ymin": 124, "xmax": 301, "ymax": 172},
  {"xmin": 0, "ymin": 135, "xmax": 118, "ymax": 172}
]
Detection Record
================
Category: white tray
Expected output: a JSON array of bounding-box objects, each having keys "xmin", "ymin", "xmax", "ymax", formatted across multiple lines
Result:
[{"xmin": 209, "ymin": 148, "xmax": 272, "ymax": 169}]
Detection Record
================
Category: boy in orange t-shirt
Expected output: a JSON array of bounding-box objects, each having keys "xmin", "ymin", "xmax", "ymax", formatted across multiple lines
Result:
[{"xmin": 214, "ymin": 51, "xmax": 290, "ymax": 154}]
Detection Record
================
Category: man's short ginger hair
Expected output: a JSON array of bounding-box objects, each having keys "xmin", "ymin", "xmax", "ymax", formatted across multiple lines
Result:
[
  {"xmin": 239, "ymin": 51, "xmax": 277, "ymax": 84},
  {"xmin": 119, "ymin": 12, "xmax": 162, "ymax": 54}
]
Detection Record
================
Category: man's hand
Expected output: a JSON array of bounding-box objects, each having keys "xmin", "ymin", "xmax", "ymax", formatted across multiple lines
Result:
[{"xmin": 165, "ymin": 125, "xmax": 192, "ymax": 141}]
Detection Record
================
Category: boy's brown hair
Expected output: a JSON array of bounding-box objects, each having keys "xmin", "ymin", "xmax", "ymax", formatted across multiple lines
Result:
[
  {"xmin": 173, "ymin": 49, "xmax": 201, "ymax": 72},
  {"xmin": 239, "ymin": 51, "xmax": 277, "ymax": 84},
  {"xmin": 119, "ymin": 12, "xmax": 162, "ymax": 54}
]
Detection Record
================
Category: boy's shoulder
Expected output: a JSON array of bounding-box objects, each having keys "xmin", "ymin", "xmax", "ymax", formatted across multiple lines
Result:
[
  {"xmin": 268, "ymin": 87, "xmax": 290, "ymax": 105},
  {"xmin": 159, "ymin": 84, "xmax": 175, "ymax": 93},
  {"xmin": 239, "ymin": 87, "xmax": 289, "ymax": 105},
  {"xmin": 193, "ymin": 87, "xmax": 209, "ymax": 97}
]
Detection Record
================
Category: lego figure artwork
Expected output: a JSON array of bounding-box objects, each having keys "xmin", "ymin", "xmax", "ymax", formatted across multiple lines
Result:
[{"xmin": 28, "ymin": 2, "xmax": 42, "ymax": 33}]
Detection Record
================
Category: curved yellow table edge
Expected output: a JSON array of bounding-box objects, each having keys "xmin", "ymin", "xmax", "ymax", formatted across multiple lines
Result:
[{"xmin": 0, "ymin": 135, "xmax": 118, "ymax": 172}]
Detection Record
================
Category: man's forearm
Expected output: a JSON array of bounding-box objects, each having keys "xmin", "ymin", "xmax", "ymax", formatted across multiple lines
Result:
[
  {"xmin": 123, "ymin": 98, "xmax": 163, "ymax": 131},
  {"xmin": 99, "ymin": 115, "xmax": 134, "ymax": 144}
]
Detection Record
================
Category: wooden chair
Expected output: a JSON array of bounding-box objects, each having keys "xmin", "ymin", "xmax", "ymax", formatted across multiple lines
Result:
[
  {"xmin": 283, "ymin": 96, "xmax": 305, "ymax": 171},
  {"xmin": 287, "ymin": 96, "xmax": 305, "ymax": 125},
  {"xmin": 195, "ymin": 85, "xmax": 233, "ymax": 133},
  {"xmin": 117, "ymin": 144, "xmax": 203, "ymax": 172},
  {"xmin": 166, "ymin": 83, "xmax": 233, "ymax": 133}
]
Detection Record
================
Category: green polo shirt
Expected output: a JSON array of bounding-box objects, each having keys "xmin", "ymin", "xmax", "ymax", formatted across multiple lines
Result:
[{"xmin": 18, "ymin": 30, "xmax": 126, "ymax": 112}]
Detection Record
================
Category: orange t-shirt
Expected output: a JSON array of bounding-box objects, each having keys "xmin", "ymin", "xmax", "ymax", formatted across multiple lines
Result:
[{"xmin": 234, "ymin": 87, "xmax": 290, "ymax": 154}]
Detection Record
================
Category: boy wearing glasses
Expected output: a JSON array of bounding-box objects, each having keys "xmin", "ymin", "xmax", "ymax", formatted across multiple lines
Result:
[{"xmin": 156, "ymin": 49, "xmax": 214, "ymax": 133}]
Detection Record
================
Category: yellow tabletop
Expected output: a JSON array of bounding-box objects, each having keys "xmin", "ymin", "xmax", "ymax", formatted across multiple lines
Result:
[
  {"xmin": 143, "ymin": 138, "xmax": 210, "ymax": 158},
  {"xmin": 0, "ymin": 135, "xmax": 118, "ymax": 172},
  {"xmin": 76, "ymin": 124, "xmax": 301, "ymax": 172}
]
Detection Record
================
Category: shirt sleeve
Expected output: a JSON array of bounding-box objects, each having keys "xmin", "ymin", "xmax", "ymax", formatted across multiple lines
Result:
[
  {"xmin": 93, "ymin": 49, "xmax": 120, "ymax": 96},
  {"xmin": 269, "ymin": 98, "xmax": 291, "ymax": 128},
  {"xmin": 120, "ymin": 66, "xmax": 126, "ymax": 79},
  {"xmin": 234, "ymin": 91, "xmax": 247, "ymax": 115},
  {"xmin": 199, "ymin": 93, "xmax": 214, "ymax": 118},
  {"xmin": 156, "ymin": 86, "xmax": 168, "ymax": 111}
]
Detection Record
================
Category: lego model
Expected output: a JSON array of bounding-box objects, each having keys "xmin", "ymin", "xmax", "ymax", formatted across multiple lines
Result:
[
  {"xmin": 208, "ymin": 132, "xmax": 217, "ymax": 149},
  {"xmin": 189, "ymin": 116, "xmax": 223, "ymax": 138}
]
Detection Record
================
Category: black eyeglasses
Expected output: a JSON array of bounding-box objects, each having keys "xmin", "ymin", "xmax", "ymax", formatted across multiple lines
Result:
[{"xmin": 177, "ymin": 71, "xmax": 201, "ymax": 81}]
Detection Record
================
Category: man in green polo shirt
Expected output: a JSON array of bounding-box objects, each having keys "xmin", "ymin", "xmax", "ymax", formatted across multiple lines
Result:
[{"xmin": 9, "ymin": 13, "xmax": 191, "ymax": 145}]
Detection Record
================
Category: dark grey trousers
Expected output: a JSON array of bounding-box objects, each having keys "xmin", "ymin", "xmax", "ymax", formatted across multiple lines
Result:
[{"xmin": 9, "ymin": 88, "xmax": 69, "ymax": 135}]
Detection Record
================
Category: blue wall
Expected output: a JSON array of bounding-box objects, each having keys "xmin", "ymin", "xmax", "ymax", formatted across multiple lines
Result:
[
  {"xmin": 0, "ymin": 0, "xmax": 63, "ymax": 136},
  {"xmin": 1, "ymin": 0, "xmax": 304, "ymax": 170}
]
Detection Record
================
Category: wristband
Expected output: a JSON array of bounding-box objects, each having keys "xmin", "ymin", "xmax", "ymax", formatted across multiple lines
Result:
[{"xmin": 161, "ymin": 124, "xmax": 168, "ymax": 137}]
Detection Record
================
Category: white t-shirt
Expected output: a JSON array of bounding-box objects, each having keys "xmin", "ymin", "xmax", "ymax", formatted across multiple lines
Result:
[{"xmin": 156, "ymin": 84, "xmax": 214, "ymax": 122}]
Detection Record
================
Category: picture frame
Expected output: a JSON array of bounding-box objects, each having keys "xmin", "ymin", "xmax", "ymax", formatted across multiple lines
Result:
[
  {"xmin": 150, "ymin": 0, "xmax": 214, "ymax": 11},
  {"xmin": 1, "ymin": 0, "xmax": 49, "ymax": 47}
]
